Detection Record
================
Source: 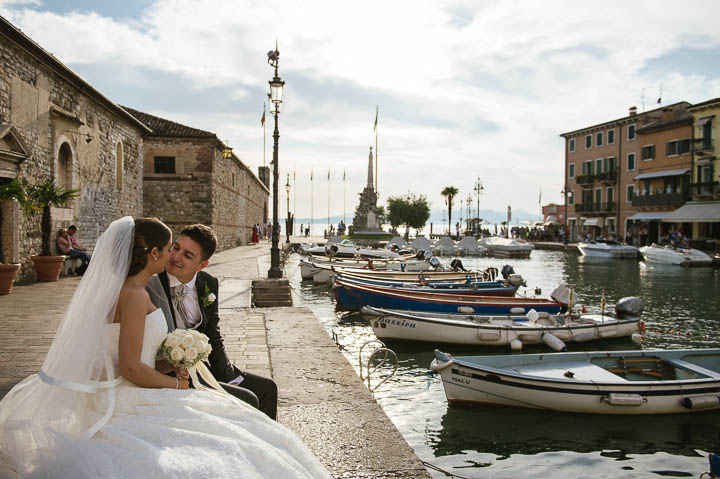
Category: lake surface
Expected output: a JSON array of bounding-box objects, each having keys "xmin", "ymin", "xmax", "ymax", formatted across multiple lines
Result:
[{"xmin": 285, "ymin": 250, "xmax": 720, "ymax": 478}]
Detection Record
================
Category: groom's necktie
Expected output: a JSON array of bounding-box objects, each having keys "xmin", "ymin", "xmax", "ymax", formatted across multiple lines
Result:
[{"xmin": 172, "ymin": 284, "xmax": 190, "ymax": 329}]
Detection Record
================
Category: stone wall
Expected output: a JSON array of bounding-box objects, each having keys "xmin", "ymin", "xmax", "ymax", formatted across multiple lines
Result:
[
  {"xmin": 142, "ymin": 137, "xmax": 268, "ymax": 250},
  {"xmin": 0, "ymin": 28, "xmax": 145, "ymax": 279}
]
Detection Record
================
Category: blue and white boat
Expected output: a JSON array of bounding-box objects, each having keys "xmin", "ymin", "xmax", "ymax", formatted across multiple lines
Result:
[
  {"xmin": 337, "ymin": 275, "xmax": 521, "ymax": 297},
  {"xmin": 333, "ymin": 277, "xmax": 562, "ymax": 315}
]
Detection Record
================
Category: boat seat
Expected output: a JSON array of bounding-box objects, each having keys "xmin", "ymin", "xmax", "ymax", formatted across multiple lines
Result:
[
  {"xmin": 513, "ymin": 361, "xmax": 627, "ymax": 382},
  {"xmin": 663, "ymin": 359, "xmax": 720, "ymax": 379}
]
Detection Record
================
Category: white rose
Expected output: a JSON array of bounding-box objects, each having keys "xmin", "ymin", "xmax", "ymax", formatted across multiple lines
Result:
[
  {"xmin": 170, "ymin": 347, "xmax": 184, "ymax": 362},
  {"xmin": 181, "ymin": 334, "xmax": 195, "ymax": 348},
  {"xmin": 185, "ymin": 347, "xmax": 198, "ymax": 360},
  {"xmin": 203, "ymin": 343, "xmax": 212, "ymax": 355},
  {"xmin": 165, "ymin": 334, "xmax": 181, "ymax": 348},
  {"xmin": 207, "ymin": 293, "xmax": 216, "ymax": 303},
  {"xmin": 194, "ymin": 336, "xmax": 206, "ymax": 350}
]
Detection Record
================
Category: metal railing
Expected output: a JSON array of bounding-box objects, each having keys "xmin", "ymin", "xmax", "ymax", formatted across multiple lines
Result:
[
  {"xmin": 597, "ymin": 170, "xmax": 618, "ymax": 183},
  {"xmin": 632, "ymin": 191, "xmax": 690, "ymax": 207},
  {"xmin": 576, "ymin": 174, "xmax": 594, "ymax": 185},
  {"xmin": 691, "ymin": 181, "xmax": 720, "ymax": 197},
  {"xmin": 692, "ymin": 138, "xmax": 714, "ymax": 153}
]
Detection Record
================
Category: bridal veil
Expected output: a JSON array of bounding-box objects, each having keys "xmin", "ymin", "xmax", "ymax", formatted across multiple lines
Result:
[{"xmin": 0, "ymin": 216, "xmax": 134, "ymax": 474}]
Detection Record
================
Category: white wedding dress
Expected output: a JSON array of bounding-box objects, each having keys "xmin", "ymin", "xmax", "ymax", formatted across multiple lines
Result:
[{"xmin": 11, "ymin": 309, "xmax": 330, "ymax": 478}]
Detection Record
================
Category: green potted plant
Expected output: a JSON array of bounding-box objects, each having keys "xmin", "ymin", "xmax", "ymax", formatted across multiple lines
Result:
[
  {"xmin": 27, "ymin": 179, "xmax": 79, "ymax": 282},
  {"xmin": 0, "ymin": 179, "xmax": 27, "ymax": 293}
]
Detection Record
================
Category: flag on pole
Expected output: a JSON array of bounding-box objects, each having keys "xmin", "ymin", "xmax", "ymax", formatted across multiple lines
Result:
[
  {"xmin": 539, "ymin": 187, "xmax": 542, "ymax": 205},
  {"xmin": 261, "ymin": 105, "xmax": 265, "ymax": 127},
  {"xmin": 310, "ymin": 168, "xmax": 313, "ymax": 181},
  {"xmin": 293, "ymin": 168, "xmax": 296, "ymax": 181},
  {"xmin": 327, "ymin": 169, "xmax": 330, "ymax": 180},
  {"xmin": 373, "ymin": 106, "xmax": 378, "ymax": 132},
  {"xmin": 343, "ymin": 169, "xmax": 346, "ymax": 181}
]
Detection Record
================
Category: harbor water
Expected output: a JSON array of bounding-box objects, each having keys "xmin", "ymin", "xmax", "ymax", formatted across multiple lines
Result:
[{"xmin": 285, "ymin": 249, "xmax": 720, "ymax": 478}]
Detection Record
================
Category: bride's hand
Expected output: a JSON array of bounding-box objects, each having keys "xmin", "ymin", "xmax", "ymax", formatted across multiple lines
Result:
[
  {"xmin": 178, "ymin": 378, "xmax": 190, "ymax": 390},
  {"xmin": 174, "ymin": 366, "xmax": 190, "ymax": 381}
]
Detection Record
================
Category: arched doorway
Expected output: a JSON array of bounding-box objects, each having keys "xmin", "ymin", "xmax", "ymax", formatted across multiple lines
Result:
[{"xmin": 57, "ymin": 142, "xmax": 73, "ymax": 189}]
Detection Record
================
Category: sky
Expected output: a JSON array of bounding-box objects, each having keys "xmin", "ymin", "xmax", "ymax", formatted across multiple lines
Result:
[{"xmin": 2, "ymin": 0, "xmax": 720, "ymax": 227}]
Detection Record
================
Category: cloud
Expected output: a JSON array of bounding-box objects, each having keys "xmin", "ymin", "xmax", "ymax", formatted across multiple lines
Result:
[{"xmin": 3, "ymin": 0, "xmax": 720, "ymax": 220}]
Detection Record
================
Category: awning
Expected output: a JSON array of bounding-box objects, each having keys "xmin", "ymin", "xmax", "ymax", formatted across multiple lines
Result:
[
  {"xmin": 661, "ymin": 202, "xmax": 720, "ymax": 223},
  {"xmin": 627, "ymin": 211, "xmax": 669, "ymax": 221},
  {"xmin": 583, "ymin": 218, "xmax": 601, "ymax": 227},
  {"xmin": 544, "ymin": 215, "xmax": 558, "ymax": 223},
  {"xmin": 634, "ymin": 169, "xmax": 690, "ymax": 180},
  {"xmin": 693, "ymin": 115, "xmax": 714, "ymax": 126}
]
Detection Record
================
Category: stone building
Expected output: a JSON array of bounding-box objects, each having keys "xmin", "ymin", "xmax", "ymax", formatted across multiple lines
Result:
[
  {"xmin": 123, "ymin": 107, "xmax": 269, "ymax": 249},
  {"xmin": 0, "ymin": 16, "xmax": 149, "ymax": 279}
]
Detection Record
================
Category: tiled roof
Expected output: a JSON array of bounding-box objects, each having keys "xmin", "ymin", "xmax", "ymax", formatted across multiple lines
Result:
[{"xmin": 121, "ymin": 106, "xmax": 216, "ymax": 138}]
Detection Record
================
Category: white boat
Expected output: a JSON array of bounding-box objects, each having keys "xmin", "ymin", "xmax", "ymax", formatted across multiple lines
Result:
[
  {"xmin": 577, "ymin": 240, "xmax": 639, "ymax": 259},
  {"xmin": 301, "ymin": 239, "xmax": 400, "ymax": 259},
  {"xmin": 430, "ymin": 348, "xmax": 720, "ymax": 414},
  {"xmin": 363, "ymin": 298, "xmax": 642, "ymax": 350},
  {"xmin": 299, "ymin": 255, "xmax": 430, "ymax": 280},
  {"xmin": 479, "ymin": 236, "xmax": 533, "ymax": 258},
  {"xmin": 639, "ymin": 244, "xmax": 713, "ymax": 266}
]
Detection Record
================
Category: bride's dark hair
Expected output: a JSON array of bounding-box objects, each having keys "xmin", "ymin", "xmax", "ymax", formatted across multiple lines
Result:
[{"xmin": 128, "ymin": 217, "xmax": 172, "ymax": 277}]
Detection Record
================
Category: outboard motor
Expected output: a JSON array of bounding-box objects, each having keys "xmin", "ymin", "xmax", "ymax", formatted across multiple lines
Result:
[
  {"xmin": 429, "ymin": 256, "xmax": 442, "ymax": 270},
  {"xmin": 415, "ymin": 249, "xmax": 425, "ymax": 260},
  {"xmin": 501, "ymin": 264, "xmax": 515, "ymax": 280},
  {"xmin": 615, "ymin": 297, "xmax": 644, "ymax": 318},
  {"xmin": 326, "ymin": 243, "xmax": 339, "ymax": 258},
  {"xmin": 423, "ymin": 250, "xmax": 433, "ymax": 261},
  {"xmin": 450, "ymin": 259, "xmax": 467, "ymax": 272}
]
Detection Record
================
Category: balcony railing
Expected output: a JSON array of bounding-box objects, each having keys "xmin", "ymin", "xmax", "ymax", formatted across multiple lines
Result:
[
  {"xmin": 632, "ymin": 191, "xmax": 690, "ymax": 208},
  {"xmin": 576, "ymin": 174, "xmax": 594, "ymax": 185},
  {"xmin": 691, "ymin": 181, "xmax": 720, "ymax": 197},
  {"xmin": 597, "ymin": 170, "xmax": 618, "ymax": 183},
  {"xmin": 692, "ymin": 138, "xmax": 714, "ymax": 153},
  {"xmin": 575, "ymin": 202, "xmax": 615, "ymax": 214}
]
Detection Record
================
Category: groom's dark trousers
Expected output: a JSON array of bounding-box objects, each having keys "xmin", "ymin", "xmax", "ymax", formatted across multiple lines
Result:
[{"xmin": 148, "ymin": 271, "xmax": 277, "ymax": 420}]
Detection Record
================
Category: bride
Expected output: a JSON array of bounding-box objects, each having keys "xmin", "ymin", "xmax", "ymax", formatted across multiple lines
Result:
[{"xmin": 0, "ymin": 217, "xmax": 330, "ymax": 478}]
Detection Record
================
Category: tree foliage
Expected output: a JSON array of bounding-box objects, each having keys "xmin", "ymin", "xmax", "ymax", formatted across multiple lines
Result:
[
  {"xmin": 386, "ymin": 193, "xmax": 430, "ymax": 239},
  {"xmin": 26, "ymin": 179, "xmax": 79, "ymax": 256},
  {"xmin": 440, "ymin": 186, "xmax": 458, "ymax": 234}
]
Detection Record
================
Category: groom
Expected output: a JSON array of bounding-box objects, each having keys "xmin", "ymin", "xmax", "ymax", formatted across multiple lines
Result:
[{"xmin": 147, "ymin": 224, "xmax": 278, "ymax": 420}]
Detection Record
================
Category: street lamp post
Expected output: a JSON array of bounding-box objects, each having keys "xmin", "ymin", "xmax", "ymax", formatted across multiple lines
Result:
[
  {"xmin": 267, "ymin": 45, "xmax": 285, "ymax": 279},
  {"xmin": 285, "ymin": 173, "xmax": 291, "ymax": 244},
  {"xmin": 473, "ymin": 178, "xmax": 484, "ymax": 236},
  {"xmin": 561, "ymin": 187, "xmax": 568, "ymax": 244},
  {"xmin": 466, "ymin": 193, "xmax": 472, "ymax": 234}
]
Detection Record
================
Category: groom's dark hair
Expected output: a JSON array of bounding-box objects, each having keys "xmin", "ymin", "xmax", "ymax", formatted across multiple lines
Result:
[{"xmin": 180, "ymin": 224, "xmax": 217, "ymax": 261}]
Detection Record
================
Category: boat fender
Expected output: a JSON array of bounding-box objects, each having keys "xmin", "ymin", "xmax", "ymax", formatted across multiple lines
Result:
[
  {"xmin": 457, "ymin": 306, "xmax": 475, "ymax": 314},
  {"xmin": 542, "ymin": 332, "xmax": 567, "ymax": 352},
  {"xmin": 681, "ymin": 395, "xmax": 720, "ymax": 410},
  {"xmin": 510, "ymin": 339, "xmax": 523, "ymax": 351},
  {"xmin": 509, "ymin": 307, "xmax": 526, "ymax": 315},
  {"xmin": 526, "ymin": 309, "xmax": 539, "ymax": 322},
  {"xmin": 603, "ymin": 393, "xmax": 645, "ymax": 406}
]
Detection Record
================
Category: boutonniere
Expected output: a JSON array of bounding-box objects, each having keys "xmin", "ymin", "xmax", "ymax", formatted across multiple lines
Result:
[{"xmin": 200, "ymin": 284, "xmax": 216, "ymax": 308}]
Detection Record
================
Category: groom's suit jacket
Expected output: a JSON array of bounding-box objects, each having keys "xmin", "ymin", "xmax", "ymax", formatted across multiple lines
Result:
[{"xmin": 147, "ymin": 271, "xmax": 241, "ymax": 383}]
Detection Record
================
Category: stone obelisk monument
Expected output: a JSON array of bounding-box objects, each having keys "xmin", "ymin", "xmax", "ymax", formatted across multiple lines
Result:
[{"xmin": 352, "ymin": 147, "xmax": 382, "ymax": 234}]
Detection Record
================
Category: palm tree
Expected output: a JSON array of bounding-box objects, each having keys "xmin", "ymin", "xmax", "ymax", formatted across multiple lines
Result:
[
  {"xmin": 440, "ymin": 186, "xmax": 458, "ymax": 236},
  {"xmin": 27, "ymin": 179, "xmax": 79, "ymax": 256}
]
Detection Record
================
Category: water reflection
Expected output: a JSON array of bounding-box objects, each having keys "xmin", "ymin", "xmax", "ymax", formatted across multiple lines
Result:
[{"xmin": 433, "ymin": 407, "xmax": 720, "ymax": 458}]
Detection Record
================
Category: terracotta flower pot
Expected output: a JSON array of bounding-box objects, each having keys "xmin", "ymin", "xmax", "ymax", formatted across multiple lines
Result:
[
  {"xmin": 0, "ymin": 263, "xmax": 20, "ymax": 294},
  {"xmin": 30, "ymin": 255, "xmax": 66, "ymax": 282}
]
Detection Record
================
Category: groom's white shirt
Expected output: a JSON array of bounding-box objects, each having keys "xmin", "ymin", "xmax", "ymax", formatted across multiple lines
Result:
[
  {"xmin": 167, "ymin": 272, "xmax": 202, "ymax": 329},
  {"xmin": 167, "ymin": 272, "xmax": 244, "ymax": 385}
]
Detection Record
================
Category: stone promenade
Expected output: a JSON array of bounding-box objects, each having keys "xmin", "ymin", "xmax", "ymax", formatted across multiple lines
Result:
[{"xmin": 0, "ymin": 237, "xmax": 430, "ymax": 478}]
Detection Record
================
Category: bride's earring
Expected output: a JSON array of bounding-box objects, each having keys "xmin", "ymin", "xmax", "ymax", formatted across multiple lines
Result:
[{"xmin": 153, "ymin": 255, "xmax": 158, "ymax": 261}]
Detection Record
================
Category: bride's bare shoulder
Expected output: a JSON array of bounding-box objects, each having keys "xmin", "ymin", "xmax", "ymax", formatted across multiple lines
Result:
[{"xmin": 115, "ymin": 281, "xmax": 151, "ymax": 322}]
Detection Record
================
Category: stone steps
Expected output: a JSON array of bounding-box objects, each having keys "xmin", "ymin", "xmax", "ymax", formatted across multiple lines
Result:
[{"xmin": 251, "ymin": 279, "xmax": 293, "ymax": 307}]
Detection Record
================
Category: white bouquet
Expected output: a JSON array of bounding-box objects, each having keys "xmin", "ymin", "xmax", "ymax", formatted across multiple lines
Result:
[{"xmin": 161, "ymin": 329, "xmax": 212, "ymax": 369}]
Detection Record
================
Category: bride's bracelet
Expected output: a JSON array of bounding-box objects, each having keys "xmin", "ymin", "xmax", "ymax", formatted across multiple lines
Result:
[{"xmin": 174, "ymin": 377, "xmax": 179, "ymax": 389}]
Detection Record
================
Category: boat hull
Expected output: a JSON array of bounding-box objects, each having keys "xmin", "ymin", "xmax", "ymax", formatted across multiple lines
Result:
[
  {"xmin": 639, "ymin": 245, "xmax": 712, "ymax": 266},
  {"xmin": 365, "ymin": 308, "xmax": 638, "ymax": 346},
  {"xmin": 334, "ymin": 279, "xmax": 562, "ymax": 315},
  {"xmin": 577, "ymin": 243, "xmax": 639, "ymax": 259},
  {"xmin": 431, "ymin": 349, "xmax": 720, "ymax": 414}
]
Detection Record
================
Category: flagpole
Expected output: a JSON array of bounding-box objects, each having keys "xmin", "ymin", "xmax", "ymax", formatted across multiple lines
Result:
[
  {"xmin": 311, "ymin": 167, "xmax": 314, "ymax": 237},
  {"xmin": 375, "ymin": 105, "xmax": 378, "ymax": 195},
  {"xmin": 327, "ymin": 169, "xmax": 330, "ymax": 236},
  {"xmin": 293, "ymin": 168, "xmax": 296, "ymax": 236},
  {"xmin": 263, "ymin": 103, "xmax": 266, "ymax": 166},
  {"xmin": 343, "ymin": 169, "xmax": 346, "ymax": 225}
]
